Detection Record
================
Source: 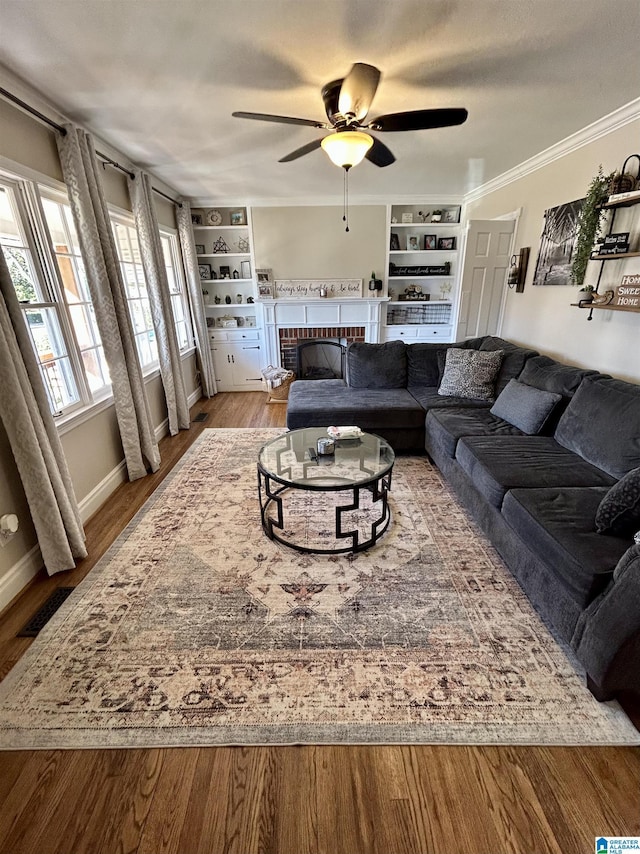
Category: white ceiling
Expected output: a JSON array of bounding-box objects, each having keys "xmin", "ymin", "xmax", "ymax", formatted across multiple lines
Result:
[{"xmin": 0, "ymin": 0, "xmax": 639, "ymax": 204}]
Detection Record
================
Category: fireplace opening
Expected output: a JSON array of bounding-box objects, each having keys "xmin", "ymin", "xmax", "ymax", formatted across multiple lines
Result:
[{"xmin": 296, "ymin": 339, "xmax": 346, "ymax": 380}]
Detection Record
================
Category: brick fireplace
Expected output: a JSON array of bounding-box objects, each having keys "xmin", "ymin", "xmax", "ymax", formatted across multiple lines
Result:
[{"xmin": 279, "ymin": 326, "xmax": 366, "ymax": 373}]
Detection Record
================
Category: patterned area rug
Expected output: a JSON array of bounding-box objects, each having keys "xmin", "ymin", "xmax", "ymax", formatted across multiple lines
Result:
[{"xmin": 0, "ymin": 428, "xmax": 637, "ymax": 749}]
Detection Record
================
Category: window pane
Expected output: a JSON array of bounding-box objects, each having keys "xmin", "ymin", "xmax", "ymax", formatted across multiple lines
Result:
[
  {"xmin": 24, "ymin": 308, "xmax": 79, "ymax": 411},
  {"xmin": 82, "ymin": 346, "xmax": 110, "ymax": 392}
]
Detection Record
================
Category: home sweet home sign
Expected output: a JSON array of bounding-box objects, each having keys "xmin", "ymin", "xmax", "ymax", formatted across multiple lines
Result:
[{"xmin": 612, "ymin": 275, "xmax": 640, "ymax": 311}]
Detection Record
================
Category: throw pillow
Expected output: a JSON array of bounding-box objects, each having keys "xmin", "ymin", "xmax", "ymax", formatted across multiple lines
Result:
[
  {"xmin": 595, "ymin": 467, "xmax": 640, "ymax": 537},
  {"xmin": 438, "ymin": 348, "xmax": 504, "ymax": 401},
  {"xmin": 490, "ymin": 379, "xmax": 562, "ymax": 435}
]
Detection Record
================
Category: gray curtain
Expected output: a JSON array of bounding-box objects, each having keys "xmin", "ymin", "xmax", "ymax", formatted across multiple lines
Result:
[
  {"xmin": 0, "ymin": 248, "xmax": 87, "ymax": 575},
  {"xmin": 56, "ymin": 123, "xmax": 160, "ymax": 480},
  {"xmin": 176, "ymin": 202, "xmax": 217, "ymax": 397},
  {"xmin": 128, "ymin": 170, "xmax": 190, "ymax": 435}
]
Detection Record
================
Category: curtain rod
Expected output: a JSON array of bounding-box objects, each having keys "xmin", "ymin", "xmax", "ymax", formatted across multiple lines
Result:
[{"xmin": 0, "ymin": 86, "xmax": 182, "ymax": 207}]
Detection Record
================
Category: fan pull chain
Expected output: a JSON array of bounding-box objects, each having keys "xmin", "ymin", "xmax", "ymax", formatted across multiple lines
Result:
[{"xmin": 343, "ymin": 167, "xmax": 350, "ymax": 233}]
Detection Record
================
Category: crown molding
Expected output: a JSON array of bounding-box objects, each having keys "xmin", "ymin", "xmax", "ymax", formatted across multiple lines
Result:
[
  {"xmin": 190, "ymin": 193, "xmax": 465, "ymax": 208},
  {"xmin": 465, "ymin": 98, "xmax": 640, "ymax": 205}
]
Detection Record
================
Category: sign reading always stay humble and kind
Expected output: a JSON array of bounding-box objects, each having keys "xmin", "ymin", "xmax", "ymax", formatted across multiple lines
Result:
[
  {"xmin": 612, "ymin": 274, "xmax": 640, "ymax": 310},
  {"xmin": 273, "ymin": 279, "xmax": 362, "ymax": 299}
]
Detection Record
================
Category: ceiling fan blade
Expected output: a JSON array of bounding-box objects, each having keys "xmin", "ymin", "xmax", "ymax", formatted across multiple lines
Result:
[
  {"xmin": 369, "ymin": 108, "xmax": 468, "ymax": 132},
  {"xmin": 278, "ymin": 138, "xmax": 324, "ymax": 163},
  {"xmin": 366, "ymin": 137, "xmax": 396, "ymax": 168},
  {"xmin": 232, "ymin": 111, "xmax": 326, "ymax": 129},
  {"xmin": 338, "ymin": 63, "xmax": 381, "ymax": 122}
]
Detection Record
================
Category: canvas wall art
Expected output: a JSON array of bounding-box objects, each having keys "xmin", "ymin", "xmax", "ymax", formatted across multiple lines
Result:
[{"xmin": 532, "ymin": 198, "xmax": 584, "ymax": 285}]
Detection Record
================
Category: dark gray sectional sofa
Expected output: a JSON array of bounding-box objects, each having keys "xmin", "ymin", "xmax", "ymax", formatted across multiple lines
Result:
[{"xmin": 286, "ymin": 336, "xmax": 640, "ymax": 701}]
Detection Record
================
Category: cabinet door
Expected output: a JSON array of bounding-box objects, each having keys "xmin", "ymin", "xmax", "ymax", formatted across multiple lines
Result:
[
  {"xmin": 230, "ymin": 343, "xmax": 263, "ymax": 388},
  {"xmin": 210, "ymin": 344, "xmax": 234, "ymax": 390}
]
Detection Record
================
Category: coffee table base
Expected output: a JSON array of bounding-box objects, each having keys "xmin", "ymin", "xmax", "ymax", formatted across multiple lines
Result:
[{"xmin": 257, "ymin": 470, "xmax": 393, "ymax": 554}]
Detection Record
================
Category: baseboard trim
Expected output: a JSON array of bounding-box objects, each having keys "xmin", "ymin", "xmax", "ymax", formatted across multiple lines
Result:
[
  {"xmin": 78, "ymin": 460, "xmax": 128, "ymax": 523},
  {"xmin": 0, "ymin": 544, "xmax": 43, "ymax": 614}
]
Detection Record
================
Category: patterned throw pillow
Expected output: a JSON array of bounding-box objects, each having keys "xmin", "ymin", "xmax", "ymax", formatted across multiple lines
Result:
[
  {"xmin": 595, "ymin": 467, "xmax": 640, "ymax": 536},
  {"xmin": 438, "ymin": 348, "xmax": 504, "ymax": 401}
]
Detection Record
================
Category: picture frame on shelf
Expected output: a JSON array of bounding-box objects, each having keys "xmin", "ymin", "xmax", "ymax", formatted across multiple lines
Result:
[
  {"xmin": 229, "ymin": 209, "xmax": 246, "ymax": 226},
  {"xmin": 438, "ymin": 236, "xmax": 457, "ymax": 250},
  {"xmin": 191, "ymin": 213, "xmax": 203, "ymax": 225},
  {"xmin": 219, "ymin": 265, "xmax": 231, "ymax": 279},
  {"xmin": 401, "ymin": 212, "xmax": 413, "ymax": 223},
  {"xmin": 241, "ymin": 260, "xmax": 251, "ymax": 279},
  {"xmin": 256, "ymin": 268, "xmax": 274, "ymax": 284},
  {"xmin": 443, "ymin": 207, "xmax": 461, "ymax": 223},
  {"xmin": 390, "ymin": 233, "xmax": 400, "ymax": 251},
  {"xmin": 257, "ymin": 284, "xmax": 273, "ymax": 299},
  {"xmin": 423, "ymin": 234, "xmax": 437, "ymax": 250},
  {"xmin": 407, "ymin": 234, "xmax": 421, "ymax": 251},
  {"xmin": 195, "ymin": 244, "xmax": 205, "ymax": 254},
  {"xmin": 198, "ymin": 264, "xmax": 212, "ymax": 280}
]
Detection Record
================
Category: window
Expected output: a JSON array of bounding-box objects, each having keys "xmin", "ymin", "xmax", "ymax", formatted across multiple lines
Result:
[
  {"xmin": 0, "ymin": 181, "xmax": 81, "ymax": 414},
  {"xmin": 112, "ymin": 215, "xmax": 192, "ymax": 370},
  {"xmin": 39, "ymin": 191, "xmax": 111, "ymax": 395}
]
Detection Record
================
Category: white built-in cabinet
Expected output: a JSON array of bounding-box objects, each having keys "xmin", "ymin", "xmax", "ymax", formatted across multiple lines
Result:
[
  {"xmin": 191, "ymin": 205, "xmax": 265, "ymax": 390},
  {"xmin": 383, "ymin": 203, "xmax": 464, "ymax": 342}
]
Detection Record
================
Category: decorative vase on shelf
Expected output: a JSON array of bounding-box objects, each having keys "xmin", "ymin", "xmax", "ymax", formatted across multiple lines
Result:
[
  {"xmin": 236, "ymin": 294, "xmax": 243, "ymax": 304},
  {"xmin": 225, "ymin": 295, "xmax": 231, "ymax": 304},
  {"xmin": 214, "ymin": 295, "xmax": 221, "ymax": 305}
]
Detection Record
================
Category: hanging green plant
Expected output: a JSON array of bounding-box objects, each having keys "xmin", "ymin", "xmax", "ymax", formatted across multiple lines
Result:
[{"xmin": 571, "ymin": 165, "xmax": 614, "ymax": 287}]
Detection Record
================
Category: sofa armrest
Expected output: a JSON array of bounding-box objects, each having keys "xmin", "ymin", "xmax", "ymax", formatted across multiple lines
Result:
[{"xmin": 571, "ymin": 543, "xmax": 640, "ymax": 697}]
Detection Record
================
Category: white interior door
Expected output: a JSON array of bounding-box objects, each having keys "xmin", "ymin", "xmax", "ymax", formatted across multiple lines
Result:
[{"xmin": 456, "ymin": 219, "xmax": 515, "ymax": 340}]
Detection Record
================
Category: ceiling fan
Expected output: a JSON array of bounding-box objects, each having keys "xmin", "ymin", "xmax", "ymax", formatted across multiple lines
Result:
[{"xmin": 232, "ymin": 62, "xmax": 468, "ymax": 170}]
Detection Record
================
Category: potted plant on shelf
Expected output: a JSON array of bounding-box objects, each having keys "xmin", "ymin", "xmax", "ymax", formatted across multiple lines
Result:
[
  {"xmin": 571, "ymin": 165, "xmax": 614, "ymax": 287},
  {"xmin": 578, "ymin": 285, "xmax": 595, "ymax": 303},
  {"xmin": 431, "ymin": 210, "xmax": 443, "ymax": 222}
]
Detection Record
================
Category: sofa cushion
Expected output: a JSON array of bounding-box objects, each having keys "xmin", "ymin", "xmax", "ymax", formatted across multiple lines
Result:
[
  {"xmin": 406, "ymin": 343, "xmax": 450, "ymax": 386},
  {"xmin": 455, "ymin": 435, "xmax": 616, "ymax": 508},
  {"xmin": 595, "ymin": 467, "xmax": 640, "ymax": 536},
  {"xmin": 478, "ymin": 336, "xmax": 538, "ymax": 395},
  {"xmin": 425, "ymin": 408, "xmax": 524, "ymax": 459},
  {"xmin": 286, "ymin": 379, "xmax": 424, "ymax": 430},
  {"xmin": 518, "ymin": 354, "xmax": 600, "ymax": 399},
  {"xmin": 502, "ymin": 487, "xmax": 628, "ymax": 606},
  {"xmin": 554, "ymin": 375, "xmax": 640, "ymax": 479},
  {"xmin": 346, "ymin": 341, "xmax": 407, "ymax": 389},
  {"xmin": 410, "ymin": 386, "xmax": 492, "ymax": 412},
  {"xmin": 490, "ymin": 379, "xmax": 562, "ymax": 435},
  {"xmin": 438, "ymin": 348, "xmax": 503, "ymax": 401}
]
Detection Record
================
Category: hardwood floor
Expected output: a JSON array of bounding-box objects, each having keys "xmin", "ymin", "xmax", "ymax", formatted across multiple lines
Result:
[{"xmin": 0, "ymin": 391, "xmax": 638, "ymax": 854}]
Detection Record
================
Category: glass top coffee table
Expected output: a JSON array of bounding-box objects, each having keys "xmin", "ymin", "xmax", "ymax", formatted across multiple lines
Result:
[{"xmin": 257, "ymin": 427, "xmax": 395, "ymax": 554}]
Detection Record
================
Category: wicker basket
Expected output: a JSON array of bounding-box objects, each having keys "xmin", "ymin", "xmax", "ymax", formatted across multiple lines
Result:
[
  {"xmin": 267, "ymin": 372, "xmax": 295, "ymax": 402},
  {"xmin": 609, "ymin": 154, "xmax": 640, "ymax": 195}
]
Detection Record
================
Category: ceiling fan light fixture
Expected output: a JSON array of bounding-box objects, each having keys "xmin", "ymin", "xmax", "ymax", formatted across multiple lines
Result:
[{"xmin": 321, "ymin": 131, "xmax": 373, "ymax": 169}]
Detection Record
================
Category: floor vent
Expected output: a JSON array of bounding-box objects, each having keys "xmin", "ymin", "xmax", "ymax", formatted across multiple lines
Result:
[
  {"xmin": 192, "ymin": 412, "xmax": 209, "ymax": 423},
  {"xmin": 17, "ymin": 587, "xmax": 75, "ymax": 637}
]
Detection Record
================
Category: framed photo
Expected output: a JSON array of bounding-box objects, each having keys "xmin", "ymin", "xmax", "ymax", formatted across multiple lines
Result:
[
  {"xmin": 258, "ymin": 284, "xmax": 273, "ymax": 299},
  {"xmin": 191, "ymin": 213, "xmax": 203, "ymax": 225},
  {"xmin": 424, "ymin": 234, "xmax": 437, "ymax": 250},
  {"xmin": 256, "ymin": 268, "xmax": 274, "ymax": 284},
  {"xmin": 406, "ymin": 234, "xmax": 421, "ymax": 251},
  {"xmin": 401, "ymin": 212, "xmax": 413, "ymax": 223},
  {"xmin": 443, "ymin": 207, "xmax": 461, "ymax": 223},
  {"xmin": 195, "ymin": 244, "xmax": 205, "ymax": 254},
  {"xmin": 229, "ymin": 209, "xmax": 246, "ymax": 226},
  {"xmin": 240, "ymin": 260, "xmax": 251, "ymax": 279},
  {"xmin": 438, "ymin": 237, "xmax": 457, "ymax": 250},
  {"xmin": 219, "ymin": 265, "xmax": 231, "ymax": 279},
  {"xmin": 198, "ymin": 264, "xmax": 212, "ymax": 280},
  {"xmin": 390, "ymin": 233, "xmax": 400, "ymax": 251}
]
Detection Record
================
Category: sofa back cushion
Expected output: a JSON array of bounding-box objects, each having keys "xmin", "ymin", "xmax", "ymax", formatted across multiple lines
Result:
[
  {"xmin": 555, "ymin": 375, "xmax": 640, "ymax": 479},
  {"xmin": 346, "ymin": 341, "xmax": 408, "ymax": 388},
  {"xmin": 438, "ymin": 348, "xmax": 503, "ymax": 401},
  {"xmin": 518, "ymin": 355, "xmax": 600, "ymax": 399},
  {"xmin": 478, "ymin": 336, "xmax": 538, "ymax": 395},
  {"xmin": 406, "ymin": 343, "xmax": 450, "ymax": 386},
  {"xmin": 490, "ymin": 379, "xmax": 562, "ymax": 434}
]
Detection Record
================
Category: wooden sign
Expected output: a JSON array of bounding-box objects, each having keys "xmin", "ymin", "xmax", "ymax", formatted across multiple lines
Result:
[
  {"xmin": 612, "ymin": 275, "xmax": 640, "ymax": 310},
  {"xmin": 273, "ymin": 279, "xmax": 362, "ymax": 299}
]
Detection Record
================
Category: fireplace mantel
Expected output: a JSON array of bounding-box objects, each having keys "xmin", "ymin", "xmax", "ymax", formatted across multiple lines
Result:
[{"xmin": 261, "ymin": 298, "xmax": 387, "ymax": 367}]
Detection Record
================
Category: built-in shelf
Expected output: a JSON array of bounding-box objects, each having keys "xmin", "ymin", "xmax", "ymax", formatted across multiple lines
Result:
[
  {"xmin": 193, "ymin": 224, "xmax": 247, "ymax": 230},
  {"xmin": 387, "ymin": 300, "xmax": 452, "ymax": 305},
  {"xmin": 389, "ymin": 275, "xmax": 455, "ymax": 281},
  {"xmin": 201, "ymin": 278, "xmax": 252, "ymax": 285}
]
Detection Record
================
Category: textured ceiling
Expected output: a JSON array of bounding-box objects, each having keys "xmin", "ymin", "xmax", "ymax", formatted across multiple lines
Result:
[{"xmin": 0, "ymin": 0, "xmax": 639, "ymax": 203}]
